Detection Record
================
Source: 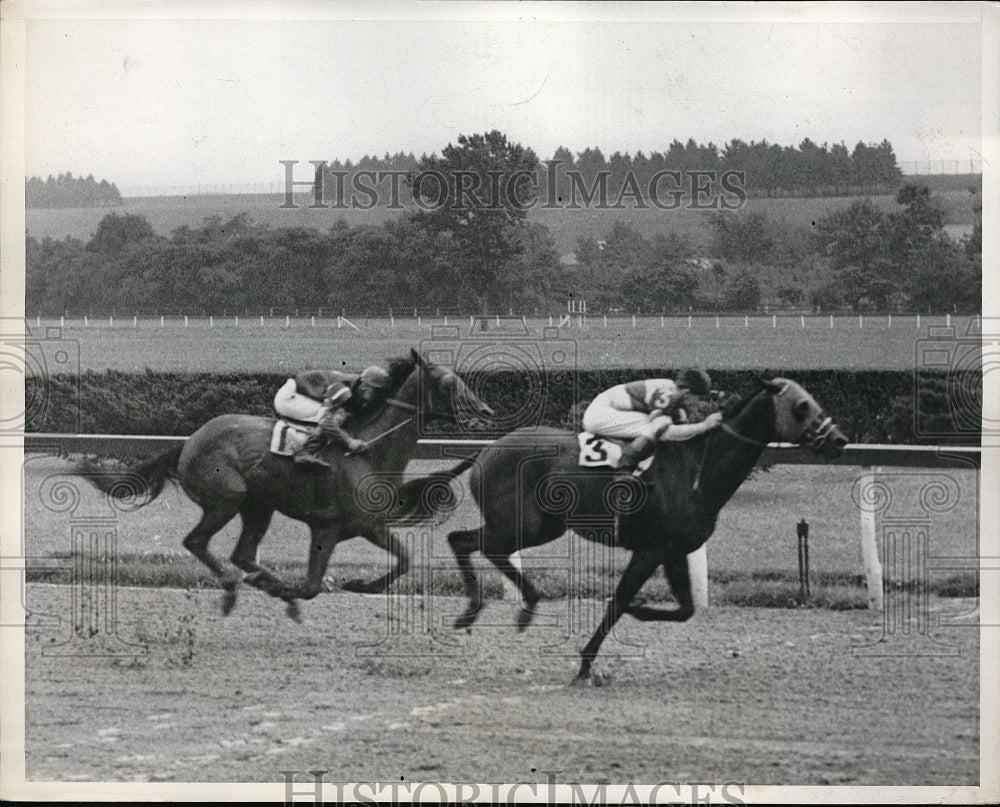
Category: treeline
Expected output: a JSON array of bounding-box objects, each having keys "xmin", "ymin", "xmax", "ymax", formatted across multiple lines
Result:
[
  {"xmin": 568, "ymin": 183, "xmax": 980, "ymax": 313},
  {"xmin": 25, "ymin": 210, "xmax": 564, "ymax": 315},
  {"xmin": 318, "ymin": 138, "xmax": 903, "ymax": 203},
  {"xmin": 25, "ymin": 183, "xmax": 981, "ymax": 316},
  {"xmin": 25, "ymin": 173, "xmax": 123, "ymax": 208}
]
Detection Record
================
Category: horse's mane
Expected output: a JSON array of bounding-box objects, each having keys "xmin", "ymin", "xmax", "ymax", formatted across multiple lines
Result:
[
  {"xmin": 384, "ymin": 354, "xmax": 419, "ymax": 393},
  {"xmin": 720, "ymin": 385, "xmax": 762, "ymax": 421}
]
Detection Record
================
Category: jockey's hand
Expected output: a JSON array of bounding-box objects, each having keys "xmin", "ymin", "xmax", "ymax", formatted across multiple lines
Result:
[{"xmin": 705, "ymin": 412, "xmax": 724, "ymax": 428}]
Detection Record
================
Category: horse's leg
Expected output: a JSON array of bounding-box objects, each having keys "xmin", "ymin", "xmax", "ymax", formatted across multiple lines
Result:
[
  {"xmin": 490, "ymin": 553, "xmax": 542, "ymax": 632},
  {"xmin": 226, "ymin": 503, "xmax": 292, "ymax": 617},
  {"xmin": 623, "ymin": 551, "xmax": 695, "ymax": 622},
  {"xmin": 181, "ymin": 504, "xmax": 240, "ymax": 593},
  {"xmin": 448, "ymin": 528, "xmax": 485, "ymax": 630},
  {"xmin": 341, "ymin": 522, "xmax": 409, "ymax": 594},
  {"xmin": 278, "ymin": 522, "xmax": 344, "ymax": 613},
  {"xmin": 575, "ymin": 548, "xmax": 661, "ymax": 684}
]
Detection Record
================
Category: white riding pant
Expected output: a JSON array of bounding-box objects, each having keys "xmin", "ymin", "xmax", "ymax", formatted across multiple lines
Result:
[
  {"xmin": 273, "ymin": 378, "xmax": 324, "ymax": 423},
  {"xmin": 583, "ymin": 394, "xmax": 667, "ymax": 440}
]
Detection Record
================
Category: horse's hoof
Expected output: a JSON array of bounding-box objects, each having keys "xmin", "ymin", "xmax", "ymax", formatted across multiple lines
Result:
[
  {"xmin": 341, "ymin": 578, "xmax": 371, "ymax": 594},
  {"xmin": 453, "ymin": 614, "xmax": 476, "ymax": 632},
  {"xmin": 285, "ymin": 601, "xmax": 302, "ymax": 623},
  {"xmin": 221, "ymin": 589, "xmax": 238, "ymax": 616},
  {"xmin": 515, "ymin": 607, "xmax": 536, "ymax": 633}
]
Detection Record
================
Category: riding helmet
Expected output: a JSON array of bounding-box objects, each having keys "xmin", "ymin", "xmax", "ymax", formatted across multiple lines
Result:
[{"xmin": 360, "ymin": 365, "xmax": 392, "ymax": 390}]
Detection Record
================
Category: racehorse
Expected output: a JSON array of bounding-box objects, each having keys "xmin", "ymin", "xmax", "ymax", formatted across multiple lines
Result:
[
  {"xmin": 394, "ymin": 377, "xmax": 848, "ymax": 683},
  {"xmin": 77, "ymin": 349, "xmax": 494, "ymax": 622}
]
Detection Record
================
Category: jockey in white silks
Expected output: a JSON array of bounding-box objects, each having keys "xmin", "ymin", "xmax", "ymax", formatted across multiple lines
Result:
[
  {"xmin": 582, "ymin": 367, "xmax": 723, "ymax": 469},
  {"xmin": 273, "ymin": 365, "xmax": 392, "ymax": 468}
]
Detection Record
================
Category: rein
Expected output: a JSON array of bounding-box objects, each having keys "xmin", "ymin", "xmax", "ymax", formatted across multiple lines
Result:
[
  {"xmin": 693, "ymin": 417, "xmax": 768, "ymax": 493},
  {"xmin": 358, "ymin": 394, "xmax": 454, "ymax": 451}
]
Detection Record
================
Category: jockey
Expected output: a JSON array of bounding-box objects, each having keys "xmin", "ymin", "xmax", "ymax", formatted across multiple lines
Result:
[
  {"xmin": 273, "ymin": 364, "xmax": 393, "ymax": 468},
  {"xmin": 581, "ymin": 367, "xmax": 723, "ymax": 469}
]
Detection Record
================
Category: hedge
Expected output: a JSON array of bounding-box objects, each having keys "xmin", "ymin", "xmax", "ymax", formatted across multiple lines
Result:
[{"xmin": 26, "ymin": 368, "xmax": 981, "ymax": 445}]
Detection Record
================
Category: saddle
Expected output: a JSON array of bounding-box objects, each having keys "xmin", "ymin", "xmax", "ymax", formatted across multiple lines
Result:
[
  {"xmin": 577, "ymin": 432, "xmax": 654, "ymax": 475},
  {"xmin": 270, "ymin": 419, "xmax": 312, "ymax": 456}
]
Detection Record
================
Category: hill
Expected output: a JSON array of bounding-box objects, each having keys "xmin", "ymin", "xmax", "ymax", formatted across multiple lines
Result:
[{"xmin": 24, "ymin": 177, "xmax": 980, "ymax": 256}]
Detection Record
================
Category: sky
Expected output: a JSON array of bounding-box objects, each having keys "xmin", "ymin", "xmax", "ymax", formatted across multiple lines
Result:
[{"xmin": 8, "ymin": 1, "xmax": 996, "ymax": 192}]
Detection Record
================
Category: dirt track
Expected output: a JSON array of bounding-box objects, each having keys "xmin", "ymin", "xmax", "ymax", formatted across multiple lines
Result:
[{"xmin": 23, "ymin": 583, "xmax": 978, "ymax": 787}]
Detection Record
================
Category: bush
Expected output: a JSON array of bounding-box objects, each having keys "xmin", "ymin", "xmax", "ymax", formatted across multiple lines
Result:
[{"xmin": 26, "ymin": 368, "xmax": 980, "ymax": 445}]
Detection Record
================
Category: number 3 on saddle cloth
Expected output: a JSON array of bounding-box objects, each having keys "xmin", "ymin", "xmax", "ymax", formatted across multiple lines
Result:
[{"xmin": 577, "ymin": 433, "xmax": 655, "ymax": 476}]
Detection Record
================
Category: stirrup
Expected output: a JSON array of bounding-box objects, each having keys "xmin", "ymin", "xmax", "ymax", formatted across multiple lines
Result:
[{"xmin": 294, "ymin": 451, "xmax": 331, "ymax": 469}]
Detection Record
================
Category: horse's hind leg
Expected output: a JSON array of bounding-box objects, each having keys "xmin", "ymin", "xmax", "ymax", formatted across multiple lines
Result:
[
  {"xmin": 181, "ymin": 504, "xmax": 240, "ymax": 594},
  {"xmin": 448, "ymin": 528, "xmax": 485, "ymax": 630},
  {"xmin": 226, "ymin": 503, "xmax": 284, "ymax": 616},
  {"xmin": 490, "ymin": 553, "xmax": 542, "ymax": 632}
]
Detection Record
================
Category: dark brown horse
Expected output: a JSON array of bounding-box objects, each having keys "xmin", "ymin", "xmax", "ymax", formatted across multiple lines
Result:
[
  {"xmin": 395, "ymin": 377, "xmax": 848, "ymax": 682},
  {"xmin": 79, "ymin": 349, "xmax": 494, "ymax": 621}
]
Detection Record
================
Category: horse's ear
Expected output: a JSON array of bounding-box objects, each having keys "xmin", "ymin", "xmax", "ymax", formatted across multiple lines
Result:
[
  {"xmin": 410, "ymin": 347, "xmax": 423, "ymax": 366},
  {"xmin": 758, "ymin": 377, "xmax": 784, "ymax": 395}
]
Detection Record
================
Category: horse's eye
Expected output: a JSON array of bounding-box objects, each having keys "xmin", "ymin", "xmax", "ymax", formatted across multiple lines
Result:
[{"xmin": 794, "ymin": 399, "xmax": 811, "ymax": 421}]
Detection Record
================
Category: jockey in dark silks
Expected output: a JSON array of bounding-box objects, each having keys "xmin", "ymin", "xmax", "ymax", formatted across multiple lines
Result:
[
  {"xmin": 582, "ymin": 367, "xmax": 722, "ymax": 469},
  {"xmin": 273, "ymin": 365, "xmax": 393, "ymax": 468}
]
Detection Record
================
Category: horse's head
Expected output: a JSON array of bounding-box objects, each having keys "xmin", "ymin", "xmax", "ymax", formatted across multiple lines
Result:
[
  {"xmin": 409, "ymin": 348, "xmax": 495, "ymax": 427},
  {"xmin": 758, "ymin": 377, "xmax": 848, "ymax": 459}
]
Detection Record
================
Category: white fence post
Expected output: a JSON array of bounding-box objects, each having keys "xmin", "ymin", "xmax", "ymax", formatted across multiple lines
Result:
[
  {"xmin": 859, "ymin": 466, "xmax": 885, "ymax": 612},
  {"xmin": 688, "ymin": 545, "xmax": 709, "ymax": 609}
]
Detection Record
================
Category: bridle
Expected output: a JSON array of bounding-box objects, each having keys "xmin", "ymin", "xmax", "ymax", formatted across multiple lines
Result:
[
  {"xmin": 357, "ymin": 369, "xmax": 457, "ymax": 450},
  {"xmin": 718, "ymin": 383, "xmax": 838, "ymax": 450},
  {"xmin": 692, "ymin": 385, "xmax": 837, "ymax": 491}
]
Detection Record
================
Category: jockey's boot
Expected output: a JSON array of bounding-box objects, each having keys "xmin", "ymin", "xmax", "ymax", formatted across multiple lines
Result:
[
  {"xmin": 294, "ymin": 430, "xmax": 332, "ymax": 469},
  {"xmin": 618, "ymin": 415, "xmax": 671, "ymax": 470},
  {"xmin": 618, "ymin": 434, "xmax": 656, "ymax": 470}
]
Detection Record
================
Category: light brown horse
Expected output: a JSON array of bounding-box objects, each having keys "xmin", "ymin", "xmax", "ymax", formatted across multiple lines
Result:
[
  {"xmin": 79, "ymin": 349, "xmax": 494, "ymax": 621},
  {"xmin": 394, "ymin": 378, "xmax": 848, "ymax": 683}
]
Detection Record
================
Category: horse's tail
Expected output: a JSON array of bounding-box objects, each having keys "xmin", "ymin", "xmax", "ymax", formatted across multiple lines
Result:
[
  {"xmin": 75, "ymin": 445, "xmax": 183, "ymax": 505},
  {"xmin": 391, "ymin": 455, "xmax": 479, "ymax": 522}
]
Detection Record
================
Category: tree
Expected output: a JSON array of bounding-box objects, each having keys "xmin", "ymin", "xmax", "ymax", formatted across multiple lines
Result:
[
  {"xmin": 86, "ymin": 212, "xmax": 158, "ymax": 254},
  {"xmin": 409, "ymin": 131, "xmax": 540, "ymax": 314}
]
